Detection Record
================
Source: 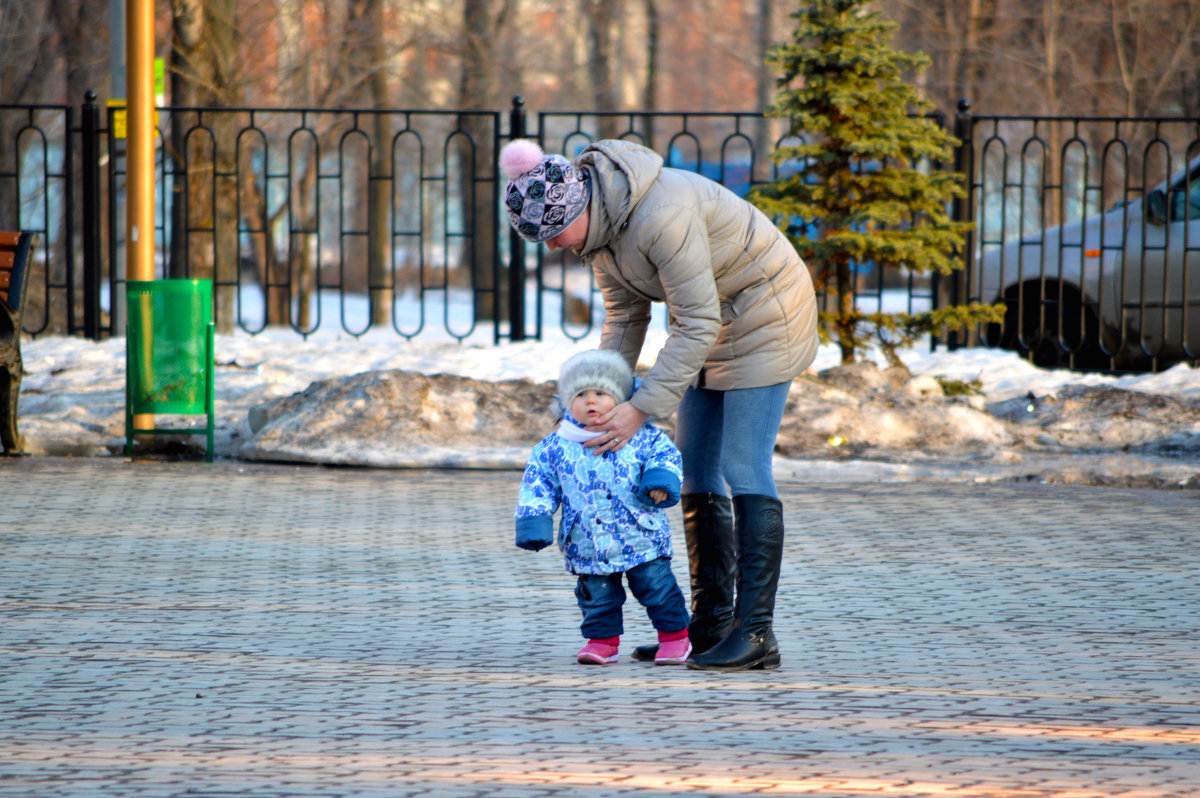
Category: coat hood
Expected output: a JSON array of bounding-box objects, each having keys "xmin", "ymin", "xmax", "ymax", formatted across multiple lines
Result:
[{"xmin": 575, "ymin": 140, "xmax": 664, "ymax": 254}]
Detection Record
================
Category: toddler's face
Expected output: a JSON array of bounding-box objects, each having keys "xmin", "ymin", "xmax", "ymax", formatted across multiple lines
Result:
[{"xmin": 570, "ymin": 389, "xmax": 617, "ymax": 423}]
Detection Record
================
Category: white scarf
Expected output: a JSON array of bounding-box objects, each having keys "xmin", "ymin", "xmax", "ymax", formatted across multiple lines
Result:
[{"xmin": 556, "ymin": 418, "xmax": 599, "ymax": 443}]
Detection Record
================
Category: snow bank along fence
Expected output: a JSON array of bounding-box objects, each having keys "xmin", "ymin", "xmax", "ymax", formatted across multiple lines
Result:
[{"xmin": 1, "ymin": 96, "xmax": 1197, "ymax": 371}]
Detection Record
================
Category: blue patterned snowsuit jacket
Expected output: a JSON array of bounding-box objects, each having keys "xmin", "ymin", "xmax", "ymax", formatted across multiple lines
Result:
[{"xmin": 514, "ymin": 416, "xmax": 683, "ymax": 575}]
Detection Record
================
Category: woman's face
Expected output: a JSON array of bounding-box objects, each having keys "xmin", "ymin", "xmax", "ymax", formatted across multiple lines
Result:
[
  {"xmin": 545, "ymin": 207, "xmax": 590, "ymax": 254},
  {"xmin": 570, "ymin": 389, "xmax": 616, "ymax": 423}
]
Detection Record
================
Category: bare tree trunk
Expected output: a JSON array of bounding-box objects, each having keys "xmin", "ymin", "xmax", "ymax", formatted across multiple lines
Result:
[
  {"xmin": 1041, "ymin": 0, "xmax": 1064, "ymax": 228},
  {"xmin": 276, "ymin": 0, "xmax": 310, "ymax": 102},
  {"xmin": 169, "ymin": 0, "xmax": 202, "ymax": 284},
  {"xmin": 639, "ymin": 0, "xmax": 659, "ymax": 147},
  {"xmin": 169, "ymin": 0, "xmax": 243, "ymax": 332},
  {"xmin": 836, "ymin": 256, "xmax": 855, "ymax": 365},
  {"xmin": 293, "ymin": 164, "xmax": 318, "ymax": 331},
  {"xmin": 458, "ymin": 0, "xmax": 503, "ymax": 321},
  {"xmin": 195, "ymin": 0, "xmax": 241, "ymax": 329},
  {"xmin": 1041, "ymin": 0, "xmax": 1061, "ymax": 116},
  {"xmin": 364, "ymin": 0, "xmax": 393, "ymax": 327},
  {"xmin": 951, "ymin": 0, "xmax": 984, "ymax": 105},
  {"xmin": 755, "ymin": 0, "xmax": 775, "ymax": 173},
  {"xmin": 644, "ymin": 0, "xmax": 659, "ymax": 111},
  {"xmin": 582, "ymin": 0, "xmax": 622, "ymax": 137},
  {"xmin": 260, "ymin": 0, "xmax": 309, "ymax": 326}
]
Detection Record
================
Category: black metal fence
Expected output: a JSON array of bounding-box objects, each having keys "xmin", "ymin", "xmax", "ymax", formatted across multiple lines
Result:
[
  {"xmin": 2, "ymin": 95, "xmax": 1198, "ymax": 370},
  {"xmin": 960, "ymin": 109, "xmax": 1200, "ymax": 371},
  {"xmin": 0, "ymin": 94, "xmax": 508, "ymax": 342}
]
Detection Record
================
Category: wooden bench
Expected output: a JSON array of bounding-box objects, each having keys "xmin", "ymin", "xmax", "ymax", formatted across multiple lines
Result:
[{"xmin": 1, "ymin": 231, "xmax": 37, "ymax": 454}]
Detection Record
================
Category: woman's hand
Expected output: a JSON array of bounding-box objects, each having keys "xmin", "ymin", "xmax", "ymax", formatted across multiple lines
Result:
[{"xmin": 584, "ymin": 401, "xmax": 649, "ymax": 456}]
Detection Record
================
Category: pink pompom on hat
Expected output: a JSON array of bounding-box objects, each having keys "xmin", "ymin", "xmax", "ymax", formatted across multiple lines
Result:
[{"xmin": 500, "ymin": 139, "xmax": 591, "ymax": 243}]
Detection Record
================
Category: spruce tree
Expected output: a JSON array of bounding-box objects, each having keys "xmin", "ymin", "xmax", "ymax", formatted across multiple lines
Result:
[{"xmin": 751, "ymin": 0, "xmax": 1001, "ymax": 366}]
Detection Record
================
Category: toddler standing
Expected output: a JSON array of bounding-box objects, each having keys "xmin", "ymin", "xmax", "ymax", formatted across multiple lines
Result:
[{"xmin": 515, "ymin": 349, "xmax": 691, "ymax": 665}]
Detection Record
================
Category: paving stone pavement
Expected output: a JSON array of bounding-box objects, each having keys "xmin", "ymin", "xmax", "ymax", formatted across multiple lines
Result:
[{"xmin": 1, "ymin": 457, "xmax": 1199, "ymax": 798}]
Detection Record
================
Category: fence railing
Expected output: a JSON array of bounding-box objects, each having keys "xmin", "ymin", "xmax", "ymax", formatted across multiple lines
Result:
[
  {"xmin": 959, "ymin": 109, "xmax": 1200, "ymax": 370},
  {"xmin": 2, "ymin": 94, "xmax": 1198, "ymax": 371},
  {"xmin": 0, "ymin": 103, "xmax": 73, "ymax": 337}
]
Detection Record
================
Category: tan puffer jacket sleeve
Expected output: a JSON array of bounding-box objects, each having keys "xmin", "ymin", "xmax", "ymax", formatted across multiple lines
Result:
[{"xmin": 615, "ymin": 203, "xmax": 723, "ymax": 419}]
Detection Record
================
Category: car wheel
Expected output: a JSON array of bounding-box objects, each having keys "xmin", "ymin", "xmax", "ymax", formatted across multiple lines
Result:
[
  {"xmin": 991, "ymin": 286, "xmax": 1107, "ymax": 371},
  {"xmin": 1026, "ymin": 302, "xmax": 1066, "ymax": 369}
]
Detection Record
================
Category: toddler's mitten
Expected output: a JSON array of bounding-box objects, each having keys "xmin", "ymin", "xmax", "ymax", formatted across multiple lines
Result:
[{"xmin": 638, "ymin": 467, "xmax": 681, "ymax": 507}]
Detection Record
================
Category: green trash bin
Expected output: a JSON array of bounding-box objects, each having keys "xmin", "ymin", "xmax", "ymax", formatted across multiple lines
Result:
[{"xmin": 125, "ymin": 279, "xmax": 215, "ymax": 461}]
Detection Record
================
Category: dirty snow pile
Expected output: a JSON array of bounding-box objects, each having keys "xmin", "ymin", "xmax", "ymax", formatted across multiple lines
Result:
[{"xmin": 15, "ymin": 325, "xmax": 1200, "ymax": 488}]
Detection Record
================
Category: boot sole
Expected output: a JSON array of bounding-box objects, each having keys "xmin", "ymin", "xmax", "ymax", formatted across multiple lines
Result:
[
  {"xmin": 686, "ymin": 654, "xmax": 781, "ymax": 671},
  {"xmin": 577, "ymin": 654, "xmax": 619, "ymax": 665},
  {"xmin": 655, "ymin": 641, "xmax": 693, "ymax": 665}
]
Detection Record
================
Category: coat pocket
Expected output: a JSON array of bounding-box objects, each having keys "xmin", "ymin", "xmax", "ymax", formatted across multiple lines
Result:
[{"xmin": 636, "ymin": 511, "xmax": 664, "ymax": 532}]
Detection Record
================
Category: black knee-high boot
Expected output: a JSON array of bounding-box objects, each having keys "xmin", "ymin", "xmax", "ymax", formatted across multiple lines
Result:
[
  {"xmin": 632, "ymin": 493, "xmax": 735, "ymax": 661},
  {"xmin": 682, "ymin": 492, "xmax": 736, "ymax": 650},
  {"xmin": 686, "ymin": 494, "xmax": 783, "ymax": 671}
]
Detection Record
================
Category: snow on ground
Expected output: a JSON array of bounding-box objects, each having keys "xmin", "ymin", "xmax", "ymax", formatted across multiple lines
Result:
[{"xmin": 13, "ymin": 290, "xmax": 1200, "ymax": 487}]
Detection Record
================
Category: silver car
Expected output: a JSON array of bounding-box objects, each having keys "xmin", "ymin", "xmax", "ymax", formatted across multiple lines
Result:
[{"xmin": 978, "ymin": 155, "xmax": 1200, "ymax": 370}]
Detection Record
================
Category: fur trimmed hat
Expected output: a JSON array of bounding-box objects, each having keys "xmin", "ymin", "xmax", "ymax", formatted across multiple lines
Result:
[
  {"xmin": 500, "ymin": 139, "xmax": 591, "ymax": 243},
  {"xmin": 553, "ymin": 349, "xmax": 634, "ymax": 416}
]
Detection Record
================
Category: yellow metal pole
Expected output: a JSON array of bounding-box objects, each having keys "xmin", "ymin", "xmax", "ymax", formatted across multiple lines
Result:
[
  {"xmin": 128, "ymin": 0, "xmax": 155, "ymax": 433},
  {"xmin": 127, "ymin": 0, "xmax": 154, "ymax": 281}
]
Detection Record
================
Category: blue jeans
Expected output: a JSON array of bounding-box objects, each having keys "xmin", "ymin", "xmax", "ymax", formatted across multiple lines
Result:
[
  {"xmin": 575, "ymin": 557, "xmax": 690, "ymax": 640},
  {"xmin": 673, "ymin": 380, "xmax": 792, "ymax": 499}
]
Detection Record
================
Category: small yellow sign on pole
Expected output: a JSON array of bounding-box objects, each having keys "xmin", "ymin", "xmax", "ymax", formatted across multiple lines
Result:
[
  {"xmin": 106, "ymin": 99, "xmax": 159, "ymax": 140},
  {"xmin": 107, "ymin": 99, "xmax": 127, "ymax": 139}
]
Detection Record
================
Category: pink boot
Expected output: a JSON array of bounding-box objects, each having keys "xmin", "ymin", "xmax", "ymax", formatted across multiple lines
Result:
[
  {"xmin": 654, "ymin": 629, "xmax": 692, "ymax": 665},
  {"xmin": 577, "ymin": 637, "xmax": 620, "ymax": 665}
]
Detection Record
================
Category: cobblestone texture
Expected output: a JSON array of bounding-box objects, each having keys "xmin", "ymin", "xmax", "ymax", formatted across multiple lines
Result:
[{"xmin": 2, "ymin": 458, "xmax": 1198, "ymax": 797}]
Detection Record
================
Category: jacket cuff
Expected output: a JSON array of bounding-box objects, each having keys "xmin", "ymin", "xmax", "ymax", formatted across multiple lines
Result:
[
  {"xmin": 638, "ymin": 467, "xmax": 681, "ymax": 507},
  {"xmin": 515, "ymin": 515, "xmax": 554, "ymax": 551}
]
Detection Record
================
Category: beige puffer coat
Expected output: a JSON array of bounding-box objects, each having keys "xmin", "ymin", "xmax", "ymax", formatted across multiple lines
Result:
[{"xmin": 574, "ymin": 140, "xmax": 818, "ymax": 421}]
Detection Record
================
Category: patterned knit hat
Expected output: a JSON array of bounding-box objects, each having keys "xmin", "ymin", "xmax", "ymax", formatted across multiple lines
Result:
[
  {"xmin": 500, "ymin": 140, "xmax": 591, "ymax": 243},
  {"xmin": 553, "ymin": 349, "xmax": 634, "ymax": 417}
]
